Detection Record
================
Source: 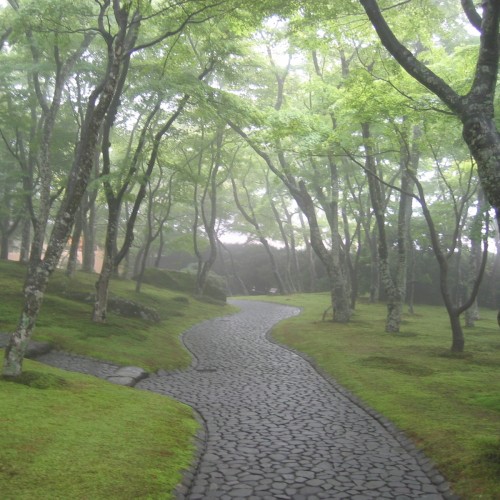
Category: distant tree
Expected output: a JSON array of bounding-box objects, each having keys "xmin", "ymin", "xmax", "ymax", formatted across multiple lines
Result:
[{"xmin": 230, "ymin": 167, "xmax": 288, "ymax": 295}]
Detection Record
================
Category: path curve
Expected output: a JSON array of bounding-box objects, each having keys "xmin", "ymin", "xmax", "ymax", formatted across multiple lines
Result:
[{"xmin": 137, "ymin": 300, "xmax": 452, "ymax": 500}]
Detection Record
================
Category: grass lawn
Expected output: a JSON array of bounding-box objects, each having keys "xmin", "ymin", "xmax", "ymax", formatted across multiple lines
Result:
[
  {"xmin": 251, "ymin": 293, "xmax": 500, "ymax": 500},
  {"xmin": 0, "ymin": 360, "xmax": 198, "ymax": 499},
  {"xmin": 0, "ymin": 260, "xmax": 234, "ymax": 499}
]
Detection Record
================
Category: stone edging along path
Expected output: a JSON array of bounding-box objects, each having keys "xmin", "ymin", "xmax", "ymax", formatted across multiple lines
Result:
[{"xmin": 2, "ymin": 300, "xmax": 457, "ymax": 499}]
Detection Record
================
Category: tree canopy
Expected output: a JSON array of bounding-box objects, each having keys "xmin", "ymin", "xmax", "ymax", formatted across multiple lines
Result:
[{"xmin": 1, "ymin": 0, "xmax": 499, "ymax": 375}]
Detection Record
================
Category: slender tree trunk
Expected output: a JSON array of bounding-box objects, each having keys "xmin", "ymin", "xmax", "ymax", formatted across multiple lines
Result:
[
  {"xmin": 66, "ymin": 207, "xmax": 83, "ymax": 276},
  {"xmin": 268, "ymin": 186, "xmax": 295, "ymax": 292},
  {"xmin": 216, "ymin": 240, "xmax": 232, "ymax": 296},
  {"xmin": 93, "ymin": 255, "xmax": 113, "ymax": 322},
  {"xmin": 488, "ymin": 223, "xmax": 500, "ymax": 310},
  {"xmin": 4, "ymin": 4, "xmax": 130, "ymax": 377},
  {"xmin": 298, "ymin": 210, "xmax": 316, "ymax": 292},
  {"xmin": 282, "ymin": 202, "xmax": 302, "ymax": 293},
  {"xmin": 82, "ymin": 156, "xmax": 99, "ymax": 273},
  {"xmin": 465, "ymin": 187, "xmax": 486, "ymax": 326},
  {"xmin": 368, "ymin": 231, "xmax": 379, "ymax": 303},
  {"xmin": 219, "ymin": 241, "xmax": 249, "ymax": 295},
  {"xmin": 411, "ymin": 170, "xmax": 489, "ymax": 352},
  {"xmin": 362, "ymin": 123, "xmax": 402, "ymax": 332},
  {"xmin": 19, "ymin": 216, "xmax": 30, "ymax": 263},
  {"xmin": 230, "ymin": 174, "xmax": 287, "ymax": 295},
  {"xmin": 308, "ymin": 151, "xmax": 351, "ymax": 320},
  {"xmin": 407, "ymin": 240, "xmax": 416, "ymax": 314},
  {"xmin": 81, "ymin": 199, "xmax": 96, "ymax": 273},
  {"xmin": 155, "ymin": 230, "xmax": 165, "ymax": 268},
  {"xmin": 135, "ymin": 173, "xmax": 173, "ymax": 293},
  {"xmin": 260, "ymin": 236, "xmax": 287, "ymax": 295},
  {"xmin": 297, "ymin": 181, "xmax": 350, "ymax": 321},
  {"xmin": 0, "ymin": 231, "xmax": 9, "ymax": 260},
  {"xmin": 93, "ymin": 205, "xmax": 119, "ymax": 322}
]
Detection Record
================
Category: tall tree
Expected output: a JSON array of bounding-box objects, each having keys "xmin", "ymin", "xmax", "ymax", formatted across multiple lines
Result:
[{"xmin": 410, "ymin": 167, "xmax": 488, "ymax": 352}]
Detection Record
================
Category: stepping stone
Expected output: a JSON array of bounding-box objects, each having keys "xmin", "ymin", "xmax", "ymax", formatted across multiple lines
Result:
[{"xmin": 106, "ymin": 366, "xmax": 148, "ymax": 386}]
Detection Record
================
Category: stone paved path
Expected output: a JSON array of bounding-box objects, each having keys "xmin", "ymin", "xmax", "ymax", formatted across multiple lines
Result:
[
  {"xmin": 135, "ymin": 300, "xmax": 451, "ymax": 500},
  {"xmin": 29, "ymin": 300, "xmax": 454, "ymax": 499}
]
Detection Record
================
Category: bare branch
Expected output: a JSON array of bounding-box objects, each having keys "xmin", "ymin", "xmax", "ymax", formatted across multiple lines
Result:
[{"xmin": 130, "ymin": 2, "xmax": 224, "ymax": 54}]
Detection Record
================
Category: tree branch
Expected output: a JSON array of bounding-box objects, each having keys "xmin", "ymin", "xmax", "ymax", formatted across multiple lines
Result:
[
  {"xmin": 461, "ymin": 0, "xmax": 483, "ymax": 32},
  {"xmin": 359, "ymin": 0, "xmax": 463, "ymax": 114}
]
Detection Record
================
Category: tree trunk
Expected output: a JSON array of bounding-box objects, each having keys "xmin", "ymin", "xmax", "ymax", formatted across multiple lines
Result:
[
  {"xmin": 362, "ymin": 123, "xmax": 402, "ymax": 332},
  {"xmin": 81, "ymin": 200, "xmax": 96, "ymax": 273},
  {"xmin": 93, "ymin": 254, "xmax": 113, "ymax": 322},
  {"xmin": 298, "ymin": 210, "xmax": 316, "ymax": 292},
  {"xmin": 19, "ymin": 216, "xmax": 30, "ymax": 263},
  {"xmin": 3, "ymin": 262, "xmax": 49, "ymax": 376},
  {"xmin": 407, "ymin": 241, "xmax": 416, "ymax": 314},
  {"xmin": 260, "ymin": 236, "xmax": 287, "ymax": 295},
  {"xmin": 219, "ymin": 241, "xmax": 248, "ymax": 295},
  {"xmin": 297, "ymin": 181, "xmax": 350, "ymax": 321},
  {"xmin": 448, "ymin": 306, "xmax": 465, "ymax": 353},
  {"xmin": 266, "ymin": 177, "xmax": 296, "ymax": 293},
  {"xmin": 230, "ymin": 172, "xmax": 288, "ymax": 295},
  {"xmin": 3, "ymin": 3, "xmax": 131, "ymax": 377},
  {"xmin": 465, "ymin": 187, "xmax": 486, "ymax": 326},
  {"xmin": 66, "ymin": 207, "xmax": 83, "ymax": 276},
  {"xmin": 82, "ymin": 159, "xmax": 99, "ymax": 273},
  {"xmin": 93, "ymin": 205, "xmax": 119, "ymax": 322},
  {"xmin": 307, "ymin": 153, "xmax": 351, "ymax": 320},
  {"xmin": 368, "ymin": 231, "xmax": 379, "ymax": 303},
  {"xmin": 283, "ymin": 203, "xmax": 302, "ymax": 293},
  {"xmin": 0, "ymin": 231, "xmax": 9, "ymax": 260}
]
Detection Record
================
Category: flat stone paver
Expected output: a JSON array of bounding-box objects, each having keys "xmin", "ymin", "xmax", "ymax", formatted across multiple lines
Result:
[{"xmin": 136, "ymin": 300, "xmax": 452, "ymax": 499}]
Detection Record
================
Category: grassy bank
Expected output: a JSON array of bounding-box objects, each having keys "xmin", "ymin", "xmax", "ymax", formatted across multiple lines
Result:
[
  {"xmin": 0, "ymin": 260, "xmax": 234, "ymax": 498},
  {"xmin": 0, "ymin": 261, "xmax": 235, "ymax": 371},
  {"xmin": 0, "ymin": 360, "xmax": 197, "ymax": 499},
  {"xmin": 255, "ymin": 293, "xmax": 500, "ymax": 499}
]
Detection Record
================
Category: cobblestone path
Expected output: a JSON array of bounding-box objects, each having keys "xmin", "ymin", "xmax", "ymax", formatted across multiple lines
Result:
[{"xmin": 136, "ymin": 300, "xmax": 450, "ymax": 500}]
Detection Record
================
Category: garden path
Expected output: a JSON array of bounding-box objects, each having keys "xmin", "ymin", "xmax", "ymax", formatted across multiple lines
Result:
[{"xmin": 32, "ymin": 299, "xmax": 455, "ymax": 499}]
